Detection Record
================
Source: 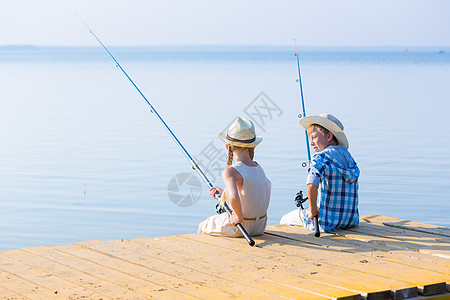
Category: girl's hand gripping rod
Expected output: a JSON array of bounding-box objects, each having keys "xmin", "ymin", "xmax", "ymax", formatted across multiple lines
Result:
[
  {"xmin": 215, "ymin": 192, "xmax": 255, "ymax": 246},
  {"xmin": 76, "ymin": 13, "xmax": 255, "ymax": 246}
]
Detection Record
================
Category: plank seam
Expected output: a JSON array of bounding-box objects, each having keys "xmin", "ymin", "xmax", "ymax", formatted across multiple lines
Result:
[
  {"xmin": 0, "ymin": 281, "xmax": 31, "ymax": 299},
  {"xmin": 381, "ymin": 223, "xmax": 450, "ymax": 238},
  {"xmin": 0, "ymin": 260, "xmax": 64, "ymax": 298},
  {"xmin": 343, "ymin": 228, "xmax": 450, "ymax": 259}
]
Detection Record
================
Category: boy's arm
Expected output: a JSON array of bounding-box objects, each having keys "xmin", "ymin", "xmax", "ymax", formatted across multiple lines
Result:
[{"xmin": 307, "ymin": 183, "xmax": 319, "ymax": 220}]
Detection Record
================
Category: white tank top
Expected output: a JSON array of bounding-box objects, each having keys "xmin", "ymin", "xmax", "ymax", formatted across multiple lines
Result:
[{"xmin": 231, "ymin": 161, "xmax": 271, "ymax": 219}]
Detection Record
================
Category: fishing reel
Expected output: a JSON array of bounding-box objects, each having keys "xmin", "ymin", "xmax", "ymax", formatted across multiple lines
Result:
[
  {"xmin": 294, "ymin": 190, "xmax": 308, "ymax": 209},
  {"xmin": 216, "ymin": 202, "xmax": 225, "ymax": 214}
]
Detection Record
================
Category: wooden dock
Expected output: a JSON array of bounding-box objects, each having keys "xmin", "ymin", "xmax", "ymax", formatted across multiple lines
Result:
[{"xmin": 0, "ymin": 215, "xmax": 449, "ymax": 299}]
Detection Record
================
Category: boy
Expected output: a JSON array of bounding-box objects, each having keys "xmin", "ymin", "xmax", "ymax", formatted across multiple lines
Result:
[{"xmin": 280, "ymin": 113, "xmax": 360, "ymax": 232}]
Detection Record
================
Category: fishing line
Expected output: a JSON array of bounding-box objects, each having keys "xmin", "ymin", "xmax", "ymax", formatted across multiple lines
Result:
[{"xmin": 75, "ymin": 13, "xmax": 255, "ymax": 246}]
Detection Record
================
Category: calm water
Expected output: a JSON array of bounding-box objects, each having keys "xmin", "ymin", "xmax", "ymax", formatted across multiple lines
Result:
[{"xmin": 1, "ymin": 46, "xmax": 449, "ymax": 250}]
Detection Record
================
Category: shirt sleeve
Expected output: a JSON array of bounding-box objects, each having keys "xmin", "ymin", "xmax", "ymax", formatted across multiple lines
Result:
[{"xmin": 306, "ymin": 153, "xmax": 325, "ymax": 187}]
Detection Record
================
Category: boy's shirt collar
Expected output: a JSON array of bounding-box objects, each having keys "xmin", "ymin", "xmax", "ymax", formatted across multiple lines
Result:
[{"xmin": 316, "ymin": 146, "xmax": 359, "ymax": 183}]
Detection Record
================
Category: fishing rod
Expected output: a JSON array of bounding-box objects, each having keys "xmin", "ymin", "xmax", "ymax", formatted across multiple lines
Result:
[
  {"xmin": 76, "ymin": 13, "xmax": 255, "ymax": 247},
  {"xmin": 294, "ymin": 39, "xmax": 311, "ymax": 168},
  {"xmin": 294, "ymin": 39, "xmax": 320, "ymax": 238}
]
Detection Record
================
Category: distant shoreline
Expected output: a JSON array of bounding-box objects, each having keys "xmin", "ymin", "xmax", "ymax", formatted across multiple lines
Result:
[{"xmin": 1, "ymin": 44, "xmax": 449, "ymax": 53}]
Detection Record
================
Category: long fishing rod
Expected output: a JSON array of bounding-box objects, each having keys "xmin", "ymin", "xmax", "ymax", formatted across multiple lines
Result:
[
  {"xmin": 294, "ymin": 39, "xmax": 320, "ymax": 238},
  {"xmin": 294, "ymin": 39, "xmax": 311, "ymax": 168},
  {"xmin": 76, "ymin": 13, "xmax": 255, "ymax": 246}
]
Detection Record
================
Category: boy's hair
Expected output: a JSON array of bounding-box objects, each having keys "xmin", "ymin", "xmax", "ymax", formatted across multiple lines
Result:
[{"xmin": 308, "ymin": 124, "xmax": 339, "ymax": 145}]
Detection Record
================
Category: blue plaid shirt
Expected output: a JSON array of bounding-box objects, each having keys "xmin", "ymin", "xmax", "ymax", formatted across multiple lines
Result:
[{"xmin": 303, "ymin": 146, "xmax": 360, "ymax": 232}]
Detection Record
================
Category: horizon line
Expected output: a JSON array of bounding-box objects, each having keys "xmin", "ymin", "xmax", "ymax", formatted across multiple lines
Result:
[{"xmin": 1, "ymin": 44, "xmax": 449, "ymax": 49}]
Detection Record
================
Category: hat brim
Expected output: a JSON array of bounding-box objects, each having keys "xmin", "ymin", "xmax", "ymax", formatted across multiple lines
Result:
[
  {"xmin": 299, "ymin": 116, "xmax": 349, "ymax": 149},
  {"xmin": 219, "ymin": 132, "xmax": 262, "ymax": 148}
]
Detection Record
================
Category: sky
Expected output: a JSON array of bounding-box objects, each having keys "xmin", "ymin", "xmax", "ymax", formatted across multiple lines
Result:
[{"xmin": 0, "ymin": 0, "xmax": 449, "ymax": 47}]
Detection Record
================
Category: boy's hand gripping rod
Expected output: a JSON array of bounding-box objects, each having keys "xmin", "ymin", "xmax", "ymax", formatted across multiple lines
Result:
[
  {"xmin": 76, "ymin": 13, "xmax": 255, "ymax": 247},
  {"xmin": 294, "ymin": 39, "xmax": 320, "ymax": 238}
]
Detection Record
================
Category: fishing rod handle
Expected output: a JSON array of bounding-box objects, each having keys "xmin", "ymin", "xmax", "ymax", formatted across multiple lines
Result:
[
  {"xmin": 237, "ymin": 223, "xmax": 255, "ymax": 246},
  {"xmin": 217, "ymin": 195, "xmax": 255, "ymax": 247},
  {"xmin": 314, "ymin": 215, "xmax": 320, "ymax": 237}
]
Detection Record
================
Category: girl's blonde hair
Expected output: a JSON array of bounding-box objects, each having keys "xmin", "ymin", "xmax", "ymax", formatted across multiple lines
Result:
[{"xmin": 226, "ymin": 146, "xmax": 255, "ymax": 167}]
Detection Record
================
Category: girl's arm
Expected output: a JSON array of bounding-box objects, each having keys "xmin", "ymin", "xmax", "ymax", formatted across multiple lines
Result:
[{"xmin": 223, "ymin": 166, "xmax": 244, "ymax": 225}]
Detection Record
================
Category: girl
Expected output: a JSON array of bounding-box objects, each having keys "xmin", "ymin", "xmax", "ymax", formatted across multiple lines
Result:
[{"xmin": 198, "ymin": 117, "xmax": 271, "ymax": 237}]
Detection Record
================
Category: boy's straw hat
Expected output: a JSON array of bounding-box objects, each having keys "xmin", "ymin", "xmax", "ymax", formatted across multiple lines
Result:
[
  {"xmin": 219, "ymin": 117, "xmax": 262, "ymax": 148},
  {"xmin": 299, "ymin": 113, "xmax": 349, "ymax": 149}
]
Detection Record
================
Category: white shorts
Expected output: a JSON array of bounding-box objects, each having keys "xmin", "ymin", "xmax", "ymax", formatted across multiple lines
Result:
[
  {"xmin": 198, "ymin": 212, "xmax": 267, "ymax": 237},
  {"xmin": 279, "ymin": 208, "xmax": 308, "ymax": 226}
]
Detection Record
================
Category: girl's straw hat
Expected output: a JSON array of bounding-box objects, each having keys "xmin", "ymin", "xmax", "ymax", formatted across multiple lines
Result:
[
  {"xmin": 299, "ymin": 113, "xmax": 349, "ymax": 149},
  {"xmin": 219, "ymin": 117, "xmax": 262, "ymax": 148}
]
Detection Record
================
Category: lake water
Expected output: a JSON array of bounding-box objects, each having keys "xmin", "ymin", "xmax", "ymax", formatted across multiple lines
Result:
[{"xmin": 1, "ymin": 45, "xmax": 449, "ymax": 250}]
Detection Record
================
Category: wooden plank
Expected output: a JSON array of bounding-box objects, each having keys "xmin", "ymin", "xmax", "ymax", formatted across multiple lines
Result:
[
  {"xmin": 347, "ymin": 222, "xmax": 450, "ymax": 258},
  {"xmin": 272, "ymin": 223, "xmax": 450, "ymax": 296},
  {"xmin": 338, "ymin": 230, "xmax": 447, "ymax": 274},
  {"xmin": 163, "ymin": 233, "xmax": 418, "ymax": 299},
  {"xmin": 341, "ymin": 226, "xmax": 450, "ymax": 261},
  {"xmin": 138, "ymin": 238, "xmax": 334, "ymax": 300},
  {"xmin": 358, "ymin": 220, "xmax": 450, "ymax": 245},
  {"xmin": 262, "ymin": 226, "xmax": 448, "ymax": 296},
  {"xmin": 0, "ymin": 254, "xmax": 105, "ymax": 299},
  {"xmin": 138, "ymin": 236, "xmax": 387, "ymax": 299},
  {"xmin": 361, "ymin": 215, "xmax": 450, "ymax": 238},
  {"xmin": 77, "ymin": 239, "xmax": 326, "ymax": 300},
  {"xmin": 35, "ymin": 243, "xmax": 273, "ymax": 300},
  {"xmin": 0, "ymin": 249, "xmax": 142, "ymax": 299},
  {"xmin": 187, "ymin": 229, "xmax": 446, "ymax": 297},
  {"xmin": 266, "ymin": 224, "xmax": 450, "ymax": 276},
  {"xmin": 0, "ymin": 270, "xmax": 63, "ymax": 299},
  {"xmin": 242, "ymin": 268, "xmax": 362, "ymax": 300},
  {"xmin": 148, "ymin": 235, "xmax": 383, "ymax": 299},
  {"xmin": 74, "ymin": 240, "xmax": 239, "ymax": 299},
  {"xmin": 24, "ymin": 246, "xmax": 194, "ymax": 299},
  {"xmin": 0, "ymin": 272, "xmax": 30, "ymax": 299},
  {"xmin": 267, "ymin": 225, "xmax": 450, "ymax": 294},
  {"xmin": 128, "ymin": 237, "xmax": 360, "ymax": 300},
  {"xmin": 53, "ymin": 244, "xmax": 199, "ymax": 300},
  {"xmin": 0, "ymin": 290, "xmax": 25, "ymax": 300}
]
